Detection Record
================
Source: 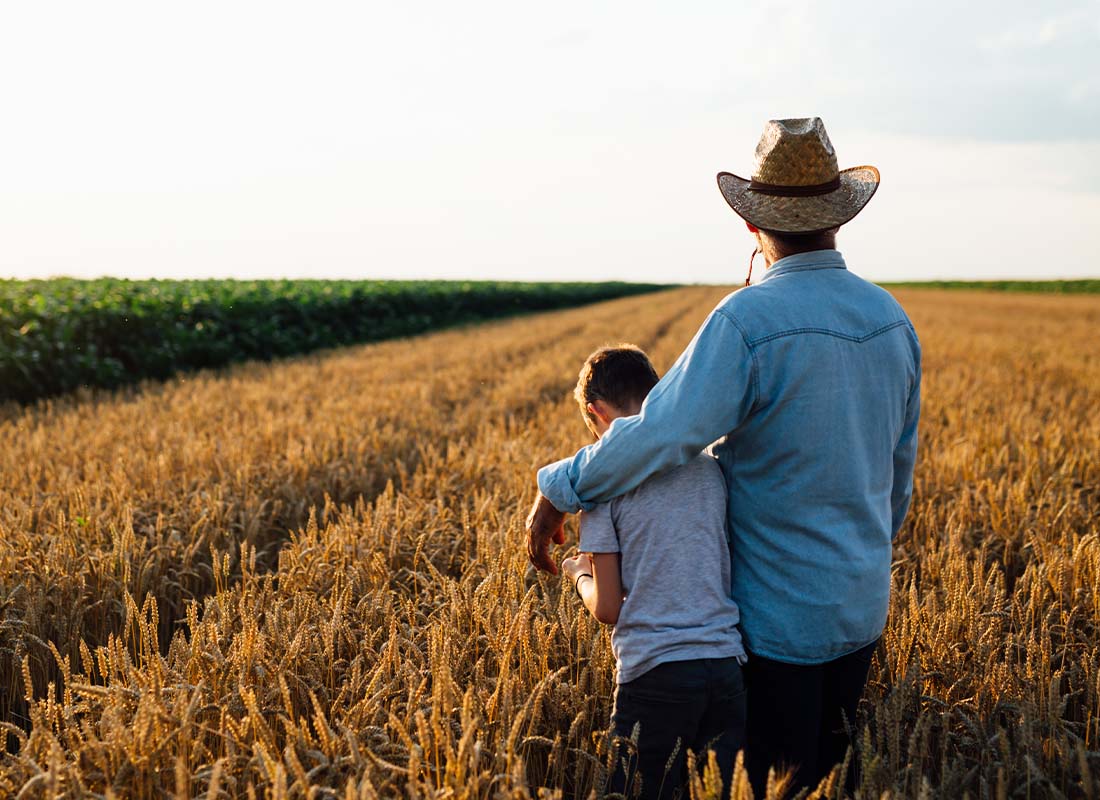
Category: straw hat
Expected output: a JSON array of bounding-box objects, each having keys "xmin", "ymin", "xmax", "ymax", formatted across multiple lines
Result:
[{"xmin": 716, "ymin": 118, "xmax": 879, "ymax": 234}]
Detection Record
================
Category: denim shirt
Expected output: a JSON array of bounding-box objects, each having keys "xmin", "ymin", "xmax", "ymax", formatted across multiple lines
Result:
[{"xmin": 538, "ymin": 250, "xmax": 921, "ymax": 664}]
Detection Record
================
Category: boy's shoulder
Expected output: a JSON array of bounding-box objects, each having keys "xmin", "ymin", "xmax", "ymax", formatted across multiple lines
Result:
[
  {"xmin": 590, "ymin": 454, "xmax": 728, "ymax": 556},
  {"xmin": 580, "ymin": 454, "xmax": 726, "ymax": 551},
  {"xmin": 614, "ymin": 453, "xmax": 725, "ymax": 511}
]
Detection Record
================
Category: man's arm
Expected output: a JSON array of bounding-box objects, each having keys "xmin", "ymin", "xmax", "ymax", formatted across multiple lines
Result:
[
  {"xmin": 537, "ymin": 307, "xmax": 756, "ymax": 516},
  {"xmin": 890, "ymin": 339, "xmax": 922, "ymax": 538},
  {"xmin": 526, "ymin": 494, "xmax": 566, "ymax": 573}
]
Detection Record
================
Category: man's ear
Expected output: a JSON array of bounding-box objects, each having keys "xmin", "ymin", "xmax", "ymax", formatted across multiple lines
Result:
[{"xmin": 744, "ymin": 221, "xmax": 760, "ymax": 234}]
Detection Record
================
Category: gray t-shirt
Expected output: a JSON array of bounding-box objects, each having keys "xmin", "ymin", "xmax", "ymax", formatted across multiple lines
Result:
[{"xmin": 579, "ymin": 453, "xmax": 745, "ymax": 684}]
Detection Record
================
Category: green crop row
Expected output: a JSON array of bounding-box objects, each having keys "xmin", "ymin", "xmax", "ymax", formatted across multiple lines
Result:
[{"xmin": 0, "ymin": 278, "xmax": 670, "ymax": 404}]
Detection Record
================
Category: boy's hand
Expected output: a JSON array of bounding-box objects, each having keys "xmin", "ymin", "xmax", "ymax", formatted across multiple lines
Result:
[
  {"xmin": 561, "ymin": 553, "xmax": 593, "ymax": 583},
  {"xmin": 526, "ymin": 493, "xmax": 567, "ymax": 574}
]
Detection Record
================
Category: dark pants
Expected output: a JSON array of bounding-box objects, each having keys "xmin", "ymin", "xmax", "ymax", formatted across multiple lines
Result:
[
  {"xmin": 743, "ymin": 639, "xmax": 879, "ymax": 796},
  {"xmin": 609, "ymin": 657, "xmax": 747, "ymax": 799}
]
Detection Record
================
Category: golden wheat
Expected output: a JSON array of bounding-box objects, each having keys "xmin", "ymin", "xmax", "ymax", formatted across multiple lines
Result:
[{"xmin": 0, "ymin": 286, "xmax": 1097, "ymax": 798}]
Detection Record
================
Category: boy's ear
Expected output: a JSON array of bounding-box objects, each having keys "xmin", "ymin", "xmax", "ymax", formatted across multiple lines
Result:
[{"xmin": 587, "ymin": 400, "xmax": 613, "ymax": 425}]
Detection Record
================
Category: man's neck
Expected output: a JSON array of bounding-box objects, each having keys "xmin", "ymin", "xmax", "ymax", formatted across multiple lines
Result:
[{"xmin": 764, "ymin": 245, "xmax": 836, "ymax": 268}]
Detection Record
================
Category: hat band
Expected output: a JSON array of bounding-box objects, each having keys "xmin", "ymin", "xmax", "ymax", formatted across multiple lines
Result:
[{"xmin": 747, "ymin": 176, "xmax": 841, "ymax": 197}]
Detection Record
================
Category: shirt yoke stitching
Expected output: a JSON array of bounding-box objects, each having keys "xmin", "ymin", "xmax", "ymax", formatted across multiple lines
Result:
[{"xmin": 749, "ymin": 319, "xmax": 910, "ymax": 347}]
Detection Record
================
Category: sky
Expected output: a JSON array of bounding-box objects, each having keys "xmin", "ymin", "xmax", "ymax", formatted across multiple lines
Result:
[{"xmin": 1, "ymin": 1, "xmax": 1098, "ymax": 284}]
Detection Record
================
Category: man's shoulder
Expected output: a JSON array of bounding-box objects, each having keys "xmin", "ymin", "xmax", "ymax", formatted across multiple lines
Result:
[
  {"xmin": 717, "ymin": 266, "xmax": 901, "ymax": 309},
  {"xmin": 715, "ymin": 268, "xmax": 914, "ymax": 343}
]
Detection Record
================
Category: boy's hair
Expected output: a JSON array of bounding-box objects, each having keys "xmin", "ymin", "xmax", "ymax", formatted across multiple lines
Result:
[{"xmin": 574, "ymin": 344, "xmax": 659, "ymax": 428}]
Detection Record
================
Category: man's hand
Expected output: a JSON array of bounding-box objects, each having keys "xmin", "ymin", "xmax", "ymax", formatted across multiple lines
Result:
[{"xmin": 525, "ymin": 493, "xmax": 567, "ymax": 574}]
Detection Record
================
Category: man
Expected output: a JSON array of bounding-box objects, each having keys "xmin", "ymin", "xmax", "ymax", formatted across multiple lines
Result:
[{"xmin": 526, "ymin": 117, "xmax": 921, "ymax": 794}]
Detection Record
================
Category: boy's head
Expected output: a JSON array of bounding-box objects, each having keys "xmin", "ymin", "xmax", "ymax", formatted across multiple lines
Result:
[{"xmin": 574, "ymin": 344, "xmax": 659, "ymax": 439}]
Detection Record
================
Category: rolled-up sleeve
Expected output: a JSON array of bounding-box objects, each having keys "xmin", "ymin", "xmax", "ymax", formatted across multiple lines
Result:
[{"xmin": 537, "ymin": 307, "xmax": 757, "ymax": 513}]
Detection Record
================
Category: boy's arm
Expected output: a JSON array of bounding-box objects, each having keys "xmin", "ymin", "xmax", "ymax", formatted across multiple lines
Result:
[
  {"xmin": 564, "ymin": 503, "xmax": 624, "ymax": 624},
  {"xmin": 574, "ymin": 553, "xmax": 623, "ymax": 625}
]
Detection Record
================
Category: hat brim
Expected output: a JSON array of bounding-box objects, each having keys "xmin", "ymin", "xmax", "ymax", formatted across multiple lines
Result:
[{"xmin": 716, "ymin": 165, "xmax": 880, "ymax": 234}]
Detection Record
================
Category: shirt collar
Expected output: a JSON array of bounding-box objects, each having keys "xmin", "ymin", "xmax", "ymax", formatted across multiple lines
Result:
[{"xmin": 757, "ymin": 249, "xmax": 847, "ymax": 284}]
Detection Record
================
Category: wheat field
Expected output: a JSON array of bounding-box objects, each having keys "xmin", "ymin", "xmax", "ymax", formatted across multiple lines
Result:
[{"xmin": 0, "ymin": 286, "xmax": 1097, "ymax": 799}]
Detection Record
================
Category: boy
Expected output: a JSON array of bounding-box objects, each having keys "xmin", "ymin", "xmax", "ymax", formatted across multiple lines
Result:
[{"xmin": 560, "ymin": 344, "xmax": 746, "ymax": 799}]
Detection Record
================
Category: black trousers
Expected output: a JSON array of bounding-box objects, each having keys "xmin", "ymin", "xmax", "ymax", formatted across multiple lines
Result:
[
  {"xmin": 743, "ymin": 639, "xmax": 879, "ymax": 796},
  {"xmin": 609, "ymin": 657, "xmax": 747, "ymax": 800}
]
